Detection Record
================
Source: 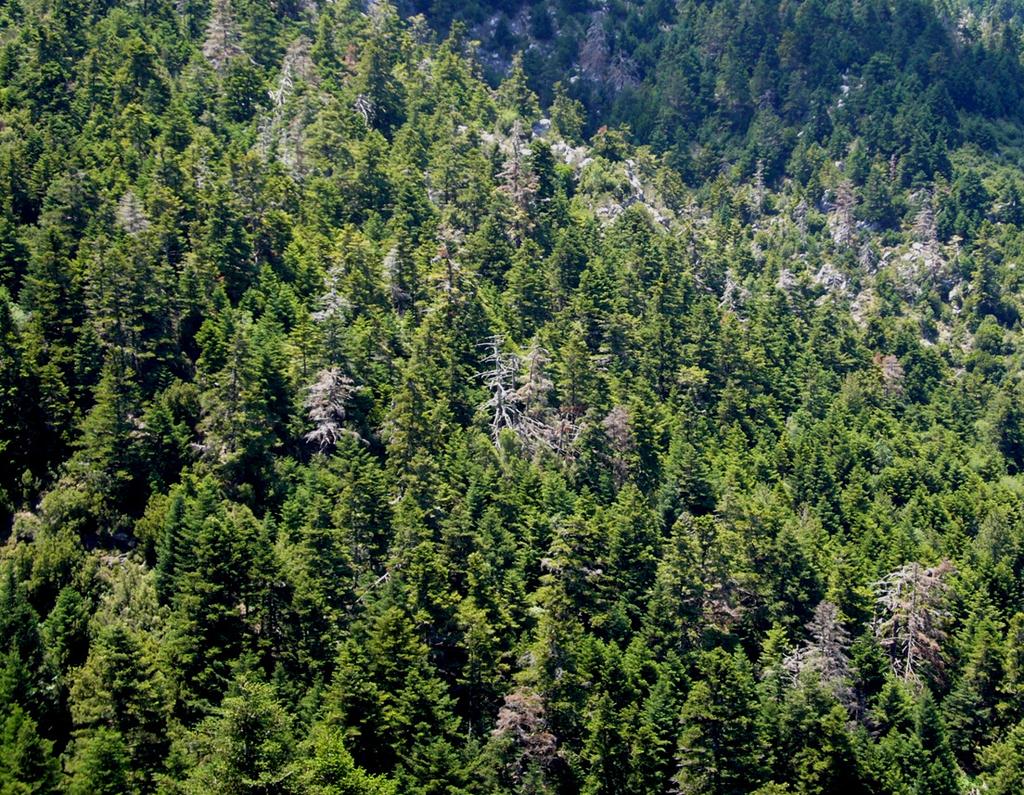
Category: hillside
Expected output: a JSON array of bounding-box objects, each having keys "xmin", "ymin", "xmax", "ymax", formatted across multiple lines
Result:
[
  {"xmin": 407, "ymin": 0, "xmax": 1024, "ymax": 180},
  {"xmin": 3, "ymin": 0, "xmax": 1024, "ymax": 792}
]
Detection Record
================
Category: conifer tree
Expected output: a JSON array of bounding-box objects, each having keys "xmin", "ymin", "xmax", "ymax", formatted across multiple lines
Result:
[{"xmin": 675, "ymin": 648, "xmax": 765, "ymax": 794}]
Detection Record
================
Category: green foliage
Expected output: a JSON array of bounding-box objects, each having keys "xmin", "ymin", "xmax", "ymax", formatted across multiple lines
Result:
[
  {"xmin": 3, "ymin": 0, "xmax": 1024, "ymax": 792},
  {"xmin": 183, "ymin": 676, "xmax": 297, "ymax": 794},
  {"xmin": 299, "ymin": 724, "xmax": 398, "ymax": 795},
  {"xmin": 67, "ymin": 623, "xmax": 169, "ymax": 792},
  {"xmin": 675, "ymin": 648, "xmax": 765, "ymax": 793},
  {"xmin": 0, "ymin": 705, "xmax": 59, "ymax": 794}
]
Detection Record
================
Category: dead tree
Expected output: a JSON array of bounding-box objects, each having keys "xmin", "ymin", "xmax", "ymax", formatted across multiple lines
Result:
[
  {"xmin": 784, "ymin": 600, "xmax": 855, "ymax": 708},
  {"xmin": 497, "ymin": 120, "xmax": 539, "ymax": 242},
  {"xmin": 547, "ymin": 414, "xmax": 583, "ymax": 462},
  {"xmin": 874, "ymin": 560, "xmax": 954, "ymax": 683},
  {"xmin": 806, "ymin": 600, "xmax": 853, "ymax": 683},
  {"xmin": 202, "ymin": 0, "xmax": 244, "ymax": 74},
  {"xmin": 831, "ymin": 180, "xmax": 856, "ymax": 248},
  {"xmin": 311, "ymin": 263, "xmax": 351, "ymax": 362},
  {"xmin": 912, "ymin": 192, "xmax": 938, "ymax": 246},
  {"xmin": 911, "ymin": 190, "xmax": 944, "ymax": 278},
  {"xmin": 515, "ymin": 342, "xmax": 553, "ymax": 419},
  {"xmin": 259, "ymin": 37, "xmax": 316, "ymax": 172},
  {"xmin": 431, "ymin": 222, "xmax": 467, "ymax": 318},
  {"xmin": 492, "ymin": 687, "xmax": 557, "ymax": 787},
  {"xmin": 479, "ymin": 336, "xmax": 522, "ymax": 444},
  {"xmin": 875, "ymin": 353, "xmax": 905, "ymax": 398},
  {"xmin": 354, "ymin": 93, "xmax": 376, "ymax": 126},
  {"xmin": 116, "ymin": 190, "xmax": 149, "ymax": 235},
  {"xmin": 580, "ymin": 13, "xmax": 610, "ymax": 78},
  {"xmin": 383, "ymin": 244, "xmax": 413, "ymax": 314},
  {"xmin": 304, "ymin": 367, "xmax": 361, "ymax": 450},
  {"xmin": 749, "ymin": 159, "xmax": 766, "ymax": 218},
  {"xmin": 513, "ymin": 341, "xmax": 561, "ymax": 453},
  {"xmin": 478, "ymin": 336, "xmax": 585, "ymax": 460},
  {"xmin": 601, "ymin": 406, "xmax": 634, "ymax": 489}
]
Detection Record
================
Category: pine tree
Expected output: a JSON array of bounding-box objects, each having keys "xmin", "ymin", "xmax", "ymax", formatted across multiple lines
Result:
[
  {"xmin": 773, "ymin": 675, "xmax": 863, "ymax": 794},
  {"xmin": 184, "ymin": 676, "xmax": 298, "ymax": 794},
  {"xmin": 915, "ymin": 691, "xmax": 960, "ymax": 795},
  {"xmin": 63, "ymin": 357, "xmax": 146, "ymax": 532},
  {"xmin": 66, "ymin": 727, "xmax": 132, "ymax": 795},
  {"xmin": 580, "ymin": 689, "xmax": 630, "ymax": 794},
  {"xmin": 195, "ymin": 311, "xmax": 280, "ymax": 487},
  {"xmin": 0, "ymin": 564, "xmax": 46, "ymax": 715},
  {"xmin": 644, "ymin": 514, "xmax": 741, "ymax": 656},
  {"xmin": 982, "ymin": 720, "xmax": 1024, "ymax": 795},
  {"xmin": 497, "ymin": 54, "xmax": 541, "ymax": 123},
  {"xmin": 67, "ymin": 624, "xmax": 169, "ymax": 793},
  {"xmin": 605, "ymin": 484, "xmax": 659, "ymax": 634},
  {"xmin": 168, "ymin": 501, "xmax": 275, "ymax": 717},
  {"xmin": 626, "ymin": 668, "xmax": 680, "ymax": 793},
  {"xmin": 0, "ymin": 704, "xmax": 59, "ymax": 795},
  {"xmin": 550, "ymin": 81, "xmax": 585, "ymax": 144},
  {"xmin": 351, "ymin": 39, "xmax": 405, "ymax": 136},
  {"xmin": 860, "ymin": 160, "xmax": 899, "ymax": 229},
  {"xmin": 198, "ymin": 189, "xmax": 253, "ymax": 303},
  {"xmin": 944, "ymin": 612, "xmax": 1003, "ymax": 772},
  {"xmin": 329, "ymin": 601, "xmax": 465, "ymax": 791},
  {"xmin": 299, "ymin": 724, "xmax": 398, "ymax": 795},
  {"xmin": 675, "ymin": 648, "xmax": 765, "ymax": 795}
]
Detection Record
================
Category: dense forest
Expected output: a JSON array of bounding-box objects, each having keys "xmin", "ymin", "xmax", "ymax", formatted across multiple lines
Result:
[{"xmin": 8, "ymin": 0, "xmax": 1024, "ymax": 791}]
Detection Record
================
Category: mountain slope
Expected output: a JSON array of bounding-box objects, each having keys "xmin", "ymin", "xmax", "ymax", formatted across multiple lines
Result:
[
  {"xmin": 409, "ymin": 0, "xmax": 1024, "ymax": 184},
  {"xmin": 3, "ymin": 0, "xmax": 1024, "ymax": 792}
]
